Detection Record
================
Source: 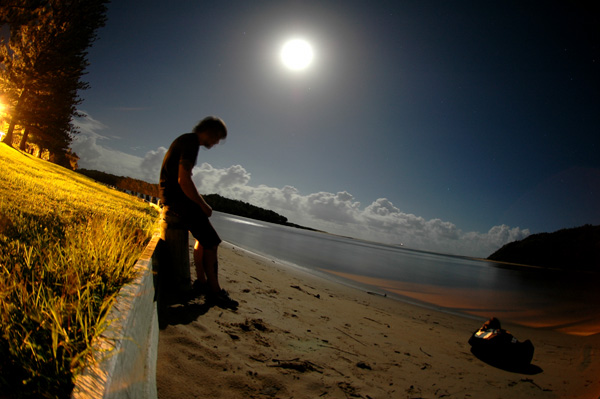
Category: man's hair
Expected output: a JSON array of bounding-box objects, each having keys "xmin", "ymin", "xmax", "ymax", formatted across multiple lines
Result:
[{"xmin": 193, "ymin": 116, "xmax": 227, "ymax": 139}]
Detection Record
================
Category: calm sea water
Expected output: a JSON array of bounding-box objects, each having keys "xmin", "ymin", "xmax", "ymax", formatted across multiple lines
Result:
[{"xmin": 210, "ymin": 212, "xmax": 600, "ymax": 336}]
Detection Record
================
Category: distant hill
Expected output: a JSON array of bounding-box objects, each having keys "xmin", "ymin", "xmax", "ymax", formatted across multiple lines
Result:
[
  {"xmin": 76, "ymin": 169, "xmax": 317, "ymax": 231},
  {"xmin": 203, "ymin": 194, "xmax": 318, "ymax": 231},
  {"xmin": 487, "ymin": 224, "xmax": 600, "ymax": 271}
]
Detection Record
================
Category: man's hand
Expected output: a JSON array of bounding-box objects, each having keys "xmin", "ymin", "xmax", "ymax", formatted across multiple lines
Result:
[{"xmin": 178, "ymin": 161, "xmax": 213, "ymax": 217}]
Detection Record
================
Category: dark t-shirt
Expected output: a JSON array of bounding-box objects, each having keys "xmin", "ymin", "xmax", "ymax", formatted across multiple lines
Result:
[{"xmin": 159, "ymin": 133, "xmax": 200, "ymax": 206}]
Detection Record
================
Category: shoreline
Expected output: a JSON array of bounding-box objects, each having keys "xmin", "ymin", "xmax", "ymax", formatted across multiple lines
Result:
[
  {"xmin": 156, "ymin": 241, "xmax": 600, "ymax": 398},
  {"xmin": 221, "ymin": 237, "xmax": 600, "ymax": 337},
  {"xmin": 318, "ymin": 268, "xmax": 600, "ymax": 337}
]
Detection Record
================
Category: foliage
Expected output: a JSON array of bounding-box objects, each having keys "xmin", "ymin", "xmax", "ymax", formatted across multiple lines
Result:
[
  {"xmin": 487, "ymin": 224, "xmax": 600, "ymax": 271},
  {"xmin": 76, "ymin": 169, "xmax": 160, "ymax": 198},
  {"xmin": 204, "ymin": 194, "xmax": 318, "ymax": 231},
  {"xmin": 0, "ymin": 0, "xmax": 109, "ymax": 164},
  {"xmin": 204, "ymin": 194, "xmax": 289, "ymax": 225},
  {"xmin": 74, "ymin": 168, "xmax": 318, "ymax": 230},
  {"xmin": 0, "ymin": 144, "xmax": 159, "ymax": 398}
]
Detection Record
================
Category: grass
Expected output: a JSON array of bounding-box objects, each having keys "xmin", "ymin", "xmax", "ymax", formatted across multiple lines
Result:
[{"xmin": 0, "ymin": 144, "xmax": 159, "ymax": 398}]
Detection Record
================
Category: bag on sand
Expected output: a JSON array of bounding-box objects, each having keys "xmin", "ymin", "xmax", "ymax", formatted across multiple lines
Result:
[{"xmin": 468, "ymin": 317, "xmax": 534, "ymax": 367}]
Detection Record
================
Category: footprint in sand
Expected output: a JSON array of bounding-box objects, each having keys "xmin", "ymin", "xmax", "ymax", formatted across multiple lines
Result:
[
  {"xmin": 231, "ymin": 318, "xmax": 272, "ymax": 333},
  {"xmin": 579, "ymin": 344, "xmax": 592, "ymax": 370},
  {"xmin": 255, "ymin": 288, "xmax": 279, "ymax": 298},
  {"xmin": 337, "ymin": 382, "xmax": 361, "ymax": 397},
  {"xmin": 226, "ymin": 318, "xmax": 273, "ymax": 347}
]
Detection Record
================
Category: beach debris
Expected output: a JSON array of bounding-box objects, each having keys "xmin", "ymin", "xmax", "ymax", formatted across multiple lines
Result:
[
  {"xmin": 334, "ymin": 327, "xmax": 367, "ymax": 346},
  {"xmin": 406, "ymin": 384, "xmax": 422, "ymax": 396},
  {"xmin": 419, "ymin": 347, "xmax": 432, "ymax": 357},
  {"xmin": 227, "ymin": 333, "xmax": 240, "ymax": 340},
  {"xmin": 250, "ymin": 275, "xmax": 262, "ymax": 283},
  {"xmin": 364, "ymin": 316, "xmax": 391, "ymax": 328},
  {"xmin": 269, "ymin": 358, "xmax": 323, "ymax": 373},
  {"xmin": 516, "ymin": 378, "xmax": 552, "ymax": 392},
  {"xmin": 249, "ymin": 354, "xmax": 269, "ymax": 363},
  {"xmin": 261, "ymin": 288, "xmax": 279, "ymax": 297},
  {"xmin": 367, "ymin": 291, "xmax": 387, "ymax": 297},
  {"xmin": 356, "ymin": 361, "xmax": 372, "ymax": 370},
  {"xmin": 318, "ymin": 342, "xmax": 359, "ymax": 357},
  {"xmin": 290, "ymin": 284, "xmax": 321, "ymax": 299}
]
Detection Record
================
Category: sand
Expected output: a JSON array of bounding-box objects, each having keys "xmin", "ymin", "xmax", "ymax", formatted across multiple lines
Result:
[{"xmin": 156, "ymin": 241, "xmax": 600, "ymax": 399}]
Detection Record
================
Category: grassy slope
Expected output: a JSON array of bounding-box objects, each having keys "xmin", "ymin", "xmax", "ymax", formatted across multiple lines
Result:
[{"xmin": 0, "ymin": 144, "xmax": 159, "ymax": 398}]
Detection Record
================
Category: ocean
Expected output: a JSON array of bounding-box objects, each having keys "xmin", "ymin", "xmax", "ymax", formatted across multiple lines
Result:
[{"xmin": 210, "ymin": 212, "xmax": 600, "ymax": 336}]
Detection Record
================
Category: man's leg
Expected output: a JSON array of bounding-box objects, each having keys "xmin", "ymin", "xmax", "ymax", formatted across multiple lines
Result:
[
  {"xmin": 203, "ymin": 245, "xmax": 238, "ymax": 309},
  {"xmin": 202, "ymin": 244, "xmax": 221, "ymax": 294},
  {"xmin": 187, "ymin": 205, "xmax": 237, "ymax": 308},
  {"xmin": 193, "ymin": 240, "xmax": 207, "ymax": 285}
]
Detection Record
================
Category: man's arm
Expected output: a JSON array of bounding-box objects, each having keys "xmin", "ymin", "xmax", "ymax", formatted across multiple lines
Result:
[{"xmin": 178, "ymin": 160, "xmax": 213, "ymax": 217}]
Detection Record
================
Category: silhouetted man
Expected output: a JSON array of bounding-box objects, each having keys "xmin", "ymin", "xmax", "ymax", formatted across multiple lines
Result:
[{"xmin": 159, "ymin": 116, "xmax": 238, "ymax": 309}]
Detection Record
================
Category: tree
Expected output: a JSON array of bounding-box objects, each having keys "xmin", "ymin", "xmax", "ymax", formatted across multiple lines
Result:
[{"xmin": 0, "ymin": 1, "xmax": 108, "ymax": 163}]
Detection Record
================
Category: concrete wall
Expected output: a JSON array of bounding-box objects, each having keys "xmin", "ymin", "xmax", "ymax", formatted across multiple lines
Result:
[{"xmin": 71, "ymin": 235, "xmax": 161, "ymax": 399}]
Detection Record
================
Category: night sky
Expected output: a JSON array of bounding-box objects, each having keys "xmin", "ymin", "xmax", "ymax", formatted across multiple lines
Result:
[{"xmin": 72, "ymin": 1, "xmax": 600, "ymax": 257}]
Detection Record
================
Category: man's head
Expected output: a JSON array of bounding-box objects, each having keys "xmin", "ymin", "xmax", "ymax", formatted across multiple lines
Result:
[{"xmin": 193, "ymin": 116, "xmax": 227, "ymax": 141}]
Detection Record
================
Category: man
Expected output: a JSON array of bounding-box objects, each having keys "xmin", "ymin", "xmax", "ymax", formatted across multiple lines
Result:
[{"xmin": 159, "ymin": 116, "xmax": 238, "ymax": 309}]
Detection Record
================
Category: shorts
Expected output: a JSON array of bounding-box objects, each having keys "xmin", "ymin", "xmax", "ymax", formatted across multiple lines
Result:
[{"xmin": 164, "ymin": 199, "xmax": 222, "ymax": 249}]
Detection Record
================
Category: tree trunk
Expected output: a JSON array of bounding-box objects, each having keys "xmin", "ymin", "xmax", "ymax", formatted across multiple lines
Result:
[
  {"xmin": 2, "ymin": 122, "xmax": 16, "ymax": 146},
  {"xmin": 19, "ymin": 126, "xmax": 31, "ymax": 150},
  {"xmin": 2, "ymin": 89, "xmax": 28, "ymax": 146}
]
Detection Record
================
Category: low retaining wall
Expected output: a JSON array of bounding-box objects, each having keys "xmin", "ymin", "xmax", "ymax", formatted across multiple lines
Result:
[{"xmin": 71, "ymin": 234, "xmax": 161, "ymax": 399}]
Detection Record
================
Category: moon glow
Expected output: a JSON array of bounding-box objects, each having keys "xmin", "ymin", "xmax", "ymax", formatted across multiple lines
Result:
[{"xmin": 280, "ymin": 39, "xmax": 314, "ymax": 70}]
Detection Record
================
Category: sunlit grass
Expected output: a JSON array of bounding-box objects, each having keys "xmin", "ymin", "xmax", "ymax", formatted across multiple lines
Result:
[{"xmin": 0, "ymin": 144, "xmax": 159, "ymax": 398}]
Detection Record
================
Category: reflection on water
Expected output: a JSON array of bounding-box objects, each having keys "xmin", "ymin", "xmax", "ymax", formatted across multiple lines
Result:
[
  {"xmin": 211, "ymin": 212, "xmax": 600, "ymax": 336},
  {"xmin": 322, "ymin": 269, "xmax": 599, "ymax": 336}
]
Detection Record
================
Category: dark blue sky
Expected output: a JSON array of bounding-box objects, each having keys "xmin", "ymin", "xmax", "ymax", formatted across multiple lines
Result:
[{"xmin": 72, "ymin": 0, "xmax": 599, "ymax": 256}]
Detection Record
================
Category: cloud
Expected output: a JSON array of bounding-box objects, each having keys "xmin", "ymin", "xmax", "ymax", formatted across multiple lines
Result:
[
  {"xmin": 304, "ymin": 191, "xmax": 361, "ymax": 223},
  {"xmin": 139, "ymin": 147, "xmax": 167, "ymax": 182},
  {"xmin": 72, "ymin": 112, "xmax": 145, "ymax": 178},
  {"xmin": 71, "ymin": 112, "xmax": 530, "ymax": 257},
  {"xmin": 194, "ymin": 171, "xmax": 530, "ymax": 257},
  {"xmin": 72, "ymin": 111, "xmax": 165, "ymax": 182},
  {"xmin": 193, "ymin": 163, "xmax": 252, "ymax": 192}
]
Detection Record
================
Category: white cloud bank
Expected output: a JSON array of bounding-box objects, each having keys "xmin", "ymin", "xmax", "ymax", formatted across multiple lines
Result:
[
  {"xmin": 71, "ymin": 111, "xmax": 164, "ymax": 182},
  {"xmin": 72, "ymin": 112, "xmax": 529, "ymax": 257}
]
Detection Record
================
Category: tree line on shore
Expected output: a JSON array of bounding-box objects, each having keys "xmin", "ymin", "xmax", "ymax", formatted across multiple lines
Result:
[
  {"xmin": 76, "ymin": 169, "xmax": 318, "ymax": 231},
  {"xmin": 0, "ymin": 1, "xmax": 109, "ymax": 169},
  {"xmin": 77, "ymin": 169, "xmax": 160, "ymax": 198}
]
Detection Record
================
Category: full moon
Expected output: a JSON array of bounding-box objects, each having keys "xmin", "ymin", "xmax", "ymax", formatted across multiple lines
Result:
[{"xmin": 280, "ymin": 39, "xmax": 314, "ymax": 70}]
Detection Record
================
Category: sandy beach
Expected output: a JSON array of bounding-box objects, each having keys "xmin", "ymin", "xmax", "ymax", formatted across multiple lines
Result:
[{"xmin": 156, "ymin": 241, "xmax": 600, "ymax": 399}]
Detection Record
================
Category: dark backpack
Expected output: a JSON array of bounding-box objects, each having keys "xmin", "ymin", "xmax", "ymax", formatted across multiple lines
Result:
[{"xmin": 468, "ymin": 317, "xmax": 534, "ymax": 367}]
